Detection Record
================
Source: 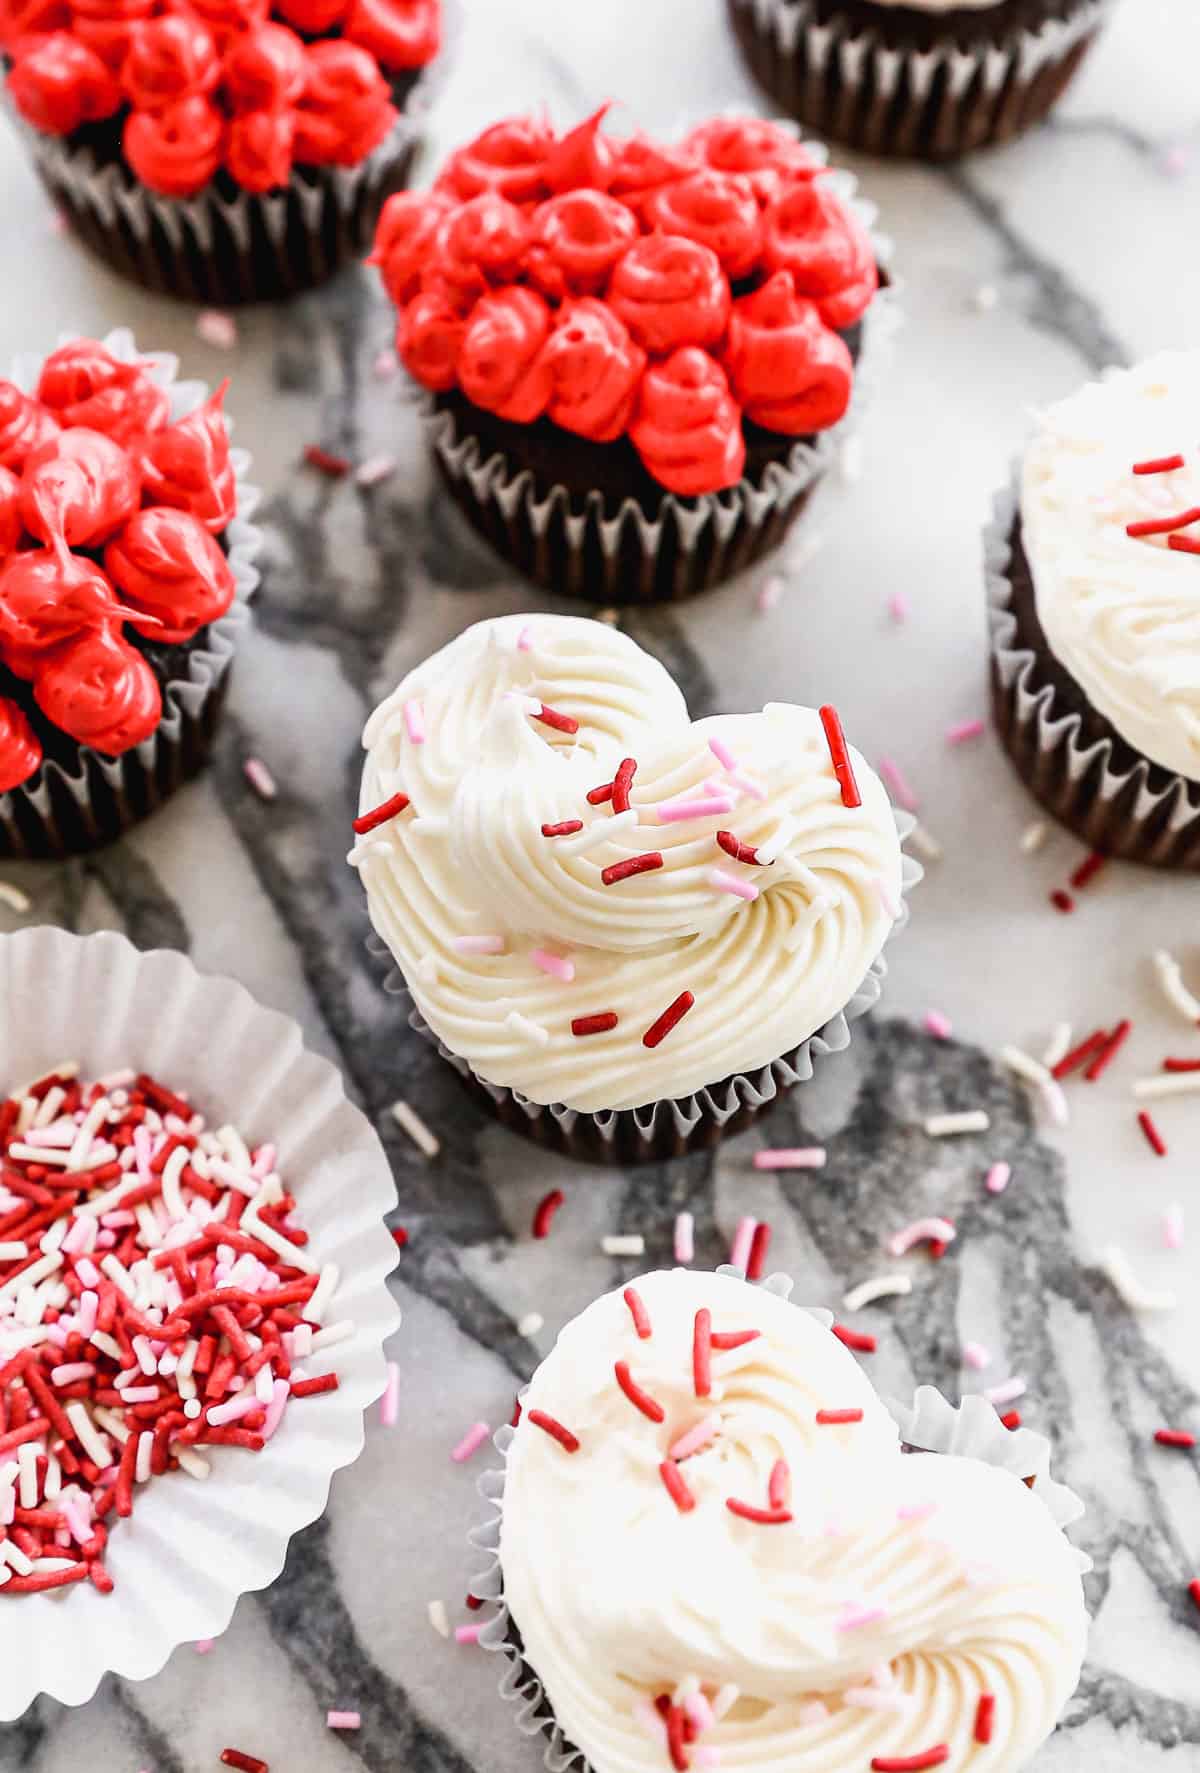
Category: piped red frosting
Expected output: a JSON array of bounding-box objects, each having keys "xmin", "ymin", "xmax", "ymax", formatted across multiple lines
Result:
[
  {"xmin": 2, "ymin": 0, "xmax": 440, "ymax": 195},
  {"xmin": 372, "ymin": 112, "xmax": 878, "ymax": 496},
  {"xmin": 0, "ymin": 337, "xmax": 239, "ymax": 793}
]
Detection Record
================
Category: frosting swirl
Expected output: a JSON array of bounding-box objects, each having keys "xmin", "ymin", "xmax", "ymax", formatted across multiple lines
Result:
[
  {"xmin": 0, "ymin": 466, "xmax": 20, "ymax": 561},
  {"xmin": 342, "ymin": 0, "xmax": 439, "ymax": 72},
  {"xmin": 435, "ymin": 192, "xmax": 531, "ymax": 304},
  {"xmin": 104, "ymin": 506, "xmax": 235, "ymax": 643},
  {"xmin": 120, "ymin": 13, "xmax": 220, "ymax": 112},
  {"xmin": 527, "ymin": 189, "xmax": 639, "ymax": 301},
  {"xmin": 544, "ymin": 299, "xmax": 645, "ymax": 444},
  {"xmin": 435, "ymin": 115, "xmax": 555, "ymax": 205},
  {"xmin": 500, "ymin": 1269, "xmax": 1087, "ymax": 1773},
  {"xmin": 226, "ymin": 106, "xmax": 294, "ymax": 191},
  {"xmin": 630, "ymin": 349, "xmax": 745, "ymax": 497},
  {"xmin": 270, "ymin": 0, "xmax": 345, "ymax": 32},
  {"xmin": 762, "ymin": 179, "xmax": 878, "ymax": 331},
  {"xmin": 69, "ymin": 0, "xmax": 154, "ymax": 69},
  {"xmin": 370, "ymin": 190, "xmax": 453, "ymax": 306},
  {"xmin": 643, "ymin": 169, "xmax": 763, "ymax": 281},
  {"xmin": 7, "ymin": 33, "xmax": 120, "ymax": 135},
  {"xmin": 723, "ymin": 273, "xmax": 853, "ymax": 435},
  {"xmin": 458, "ymin": 289, "xmax": 553, "ymax": 425},
  {"xmin": 33, "ymin": 623, "xmax": 161, "ymax": 756},
  {"xmin": 123, "ymin": 93, "xmax": 225, "ymax": 197},
  {"xmin": 0, "ymin": 697, "xmax": 42, "ymax": 792},
  {"xmin": 19, "ymin": 427, "xmax": 140, "ymax": 549},
  {"xmin": 609, "ymin": 235, "xmax": 731, "ymax": 356},
  {"xmin": 0, "ymin": 547, "xmax": 128, "ymax": 679},
  {"xmin": 139, "ymin": 382, "xmax": 235, "ymax": 532},
  {"xmin": 357, "ymin": 616, "xmax": 902, "ymax": 1112},
  {"xmin": 683, "ymin": 117, "xmax": 819, "ymax": 205},
  {"xmin": 0, "ymin": 381, "xmax": 60, "ymax": 470},
  {"xmin": 291, "ymin": 39, "xmax": 395, "ymax": 168},
  {"xmin": 396, "ymin": 288, "xmax": 466, "ymax": 392},
  {"xmin": 221, "ymin": 21, "xmax": 306, "ymax": 111},
  {"xmin": 36, "ymin": 339, "xmax": 170, "ymax": 447}
]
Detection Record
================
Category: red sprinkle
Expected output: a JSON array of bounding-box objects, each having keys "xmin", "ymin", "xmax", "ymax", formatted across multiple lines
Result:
[
  {"xmin": 710, "ymin": 1330, "xmax": 760, "ymax": 1351},
  {"xmin": 392, "ymin": 1226, "xmax": 409, "ymax": 1249},
  {"xmin": 819, "ymin": 704, "xmax": 861, "ymax": 808},
  {"xmin": 1049, "ymin": 889, "xmax": 1075, "ymax": 914},
  {"xmin": 303, "ymin": 444, "xmax": 349, "ymax": 478},
  {"xmin": 623, "ymin": 1286, "xmax": 652, "ymax": 1340},
  {"xmin": 465, "ymin": 1593, "xmax": 483, "ymax": 1610},
  {"xmin": 1000, "ymin": 1410, "xmax": 1022, "ymax": 1430},
  {"xmin": 541, "ymin": 820, "xmax": 584, "ymax": 838},
  {"xmin": 1126, "ymin": 506, "xmax": 1200, "ymax": 538},
  {"xmin": 1189, "ymin": 1578, "xmax": 1200, "ymax": 1611},
  {"xmin": 601, "ymin": 852, "xmax": 663, "ymax": 886},
  {"xmin": 532, "ymin": 1189, "xmax": 565, "ymax": 1239},
  {"xmin": 1163, "ymin": 1057, "xmax": 1200, "ymax": 1072},
  {"xmin": 746, "ymin": 1220, "xmax": 771, "ymax": 1282},
  {"xmin": 726, "ymin": 1498, "xmax": 793, "ymax": 1525},
  {"xmin": 571, "ymin": 1012, "xmax": 618, "ymax": 1037},
  {"xmin": 1138, "ymin": 1110, "xmax": 1168, "ymax": 1157},
  {"xmin": 659, "ymin": 1460, "xmax": 696, "ymax": 1514},
  {"xmin": 716, "ymin": 830, "xmax": 765, "ymax": 866},
  {"xmin": 353, "ymin": 792, "xmax": 410, "ymax": 835},
  {"xmin": 220, "ymin": 1753, "xmax": 269, "ymax": 1773},
  {"xmin": 527, "ymin": 1410, "xmax": 580, "ymax": 1453},
  {"xmin": 586, "ymin": 781, "xmax": 614, "ymax": 805},
  {"xmin": 831, "ymin": 1323, "xmax": 876, "ymax": 1353},
  {"xmin": 1051, "ymin": 1028, "xmax": 1109, "ymax": 1079},
  {"xmin": 290, "ymin": 1373, "xmax": 339, "ymax": 1398},
  {"xmin": 534, "ymin": 703, "xmax": 579, "ymax": 735},
  {"xmin": 974, "ymin": 1694, "xmax": 996, "ymax": 1744},
  {"xmin": 611, "ymin": 757, "xmax": 637, "ymax": 814},
  {"xmin": 815, "ymin": 1408, "xmax": 864, "ymax": 1426},
  {"xmin": 1154, "ymin": 1428, "xmax": 1196, "ymax": 1449},
  {"xmin": 1086, "ymin": 1018, "xmax": 1132, "ymax": 1081},
  {"xmin": 693, "ymin": 1309, "xmax": 712, "ymax": 1398},
  {"xmin": 665, "ymin": 1702, "xmax": 690, "ymax": 1772},
  {"xmin": 871, "ymin": 1751, "xmax": 950, "ymax": 1772},
  {"xmin": 1167, "ymin": 532, "xmax": 1200, "ymax": 556},
  {"xmin": 1069, "ymin": 850, "xmax": 1107, "ymax": 891},
  {"xmin": 1133, "ymin": 454, "xmax": 1185, "ymax": 475},
  {"xmin": 643, "ymin": 991, "xmax": 695, "ymax": 1050},
  {"xmin": 614, "ymin": 1360, "xmax": 665, "ymax": 1423}
]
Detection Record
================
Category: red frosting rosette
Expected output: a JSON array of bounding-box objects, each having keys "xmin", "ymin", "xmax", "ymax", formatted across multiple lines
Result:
[
  {"xmin": 642, "ymin": 169, "xmax": 763, "ymax": 281},
  {"xmin": 0, "ymin": 0, "xmax": 70, "ymax": 58},
  {"xmin": 292, "ymin": 39, "xmax": 396, "ymax": 167},
  {"xmin": 120, "ymin": 13, "xmax": 220, "ymax": 112},
  {"xmin": 19, "ymin": 428, "xmax": 141, "ymax": 549},
  {"xmin": 629, "ymin": 348, "xmax": 745, "ymax": 498},
  {"xmin": 0, "ymin": 381, "xmax": 60, "ymax": 470},
  {"xmin": 543, "ymin": 299, "xmax": 645, "ymax": 443},
  {"xmin": 526, "ymin": 189, "xmax": 638, "ymax": 301},
  {"xmin": 222, "ymin": 21, "xmax": 306, "ymax": 111},
  {"xmin": 0, "ymin": 547, "xmax": 131, "ymax": 679},
  {"xmin": 0, "ymin": 466, "xmax": 21, "ymax": 561},
  {"xmin": 396, "ymin": 289, "xmax": 466, "ymax": 391},
  {"xmin": 682, "ymin": 117, "xmax": 818, "ymax": 206},
  {"xmin": 37, "ymin": 339, "xmax": 171, "ymax": 446},
  {"xmin": 34, "ymin": 625, "xmax": 162, "ymax": 757},
  {"xmin": 341, "ymin": 0, "xmax": 439, "ymax": 72},
  {"xmin": 139, "ymin": 383, "xmax": 236, "ymax": 532},
  {"xmin": 7, "ymin": 33, "xmax": 120, "ymax": 134},
  {"xmin": 183, "ymin": 0, "xmax": 268, "ymax": 49},
  {"xmin": 226, "ymin": 107, "xmax": 294, "ymax": 192},
  {"xmin": 762, "ymin": 178, "xmax": 878, "ymax": 330},
  {"xmin": 609, "ymin": 235, "xmax": 731, "ymax": 355},
  {"xmin": 124, "ymin": 93, "xmax": 225, "ymax": 197},
  {"xmin": 458, "ymin": 288, "xmax": 553, "ymax": 425},
  {"xmin": 0, "ymin": 699, "xmax": 42, "ymax": 792},
  {"xmin": 105, "ymin": 507, "xmax": 235, "ymax": 643},
  {"xmin": 435, "ymin": 116, "xmax": 555, "ymax": 205},
  {"xmin": 69, "ymin": 0, "xmax": 154, "ymax": 70},
  {"xmin": 370, "ymin": 189, "xmax": 452, "ymax": 305},
  {"xmin": 723, "ymin": 272, "xmax": 853, "ymax": 434},
  {"xmin": 607, "ymin": 132, "xmax": 696, "ymax": 219},
  {"xmin": 271, "ymin": 0, "xmax": 345, "ymax": 33},
  {"xmin": 433, "ymin": 192, "xmax": 530, "ymax": 305}
]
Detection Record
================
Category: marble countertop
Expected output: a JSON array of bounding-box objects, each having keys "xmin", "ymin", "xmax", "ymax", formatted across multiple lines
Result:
[{"xmin": 1, "ymin": 0, "xmax": 1199, "ymax": 1767}]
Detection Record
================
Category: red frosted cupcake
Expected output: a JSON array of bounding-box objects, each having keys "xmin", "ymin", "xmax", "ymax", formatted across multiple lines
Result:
[
  {"xmin": 370, "ymin": 109, "xmax": 894, "ymax": 604},
  {"xmin": 0, "ymin": 329, "xmax": 261, "ymax": 858},
  {"xmin": 2, "ymin": 0, "xmax": 441, "ymax": 303}
]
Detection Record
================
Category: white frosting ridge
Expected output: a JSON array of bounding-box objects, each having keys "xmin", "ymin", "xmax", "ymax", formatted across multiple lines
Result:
[
  {"xmin": 500, "ymin": 1270, "xmax": 1088, "ymax": 1773},
  {"xmin": 857, "ymin": 0, "xmax": 1006, "ymax": 10},
  {"xmin": 1021, "ymin": 352, "xmax": 1200, "ymax": 782},
  {"xmin": 357, "ymin": 616, "xmax": 903, "ymax": 1112}
]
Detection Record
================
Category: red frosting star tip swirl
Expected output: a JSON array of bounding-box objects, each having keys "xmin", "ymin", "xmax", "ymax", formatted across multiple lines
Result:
[
  {"xmin": 36, "ymin": 338, "xmax": 171, "ymax": 446},
  {"xmin": 630, "ymin": 347, "xmax": 745, "ymax": 498},
  {"xmin": 34, "ymin": 624, "xmax": 162, "ymax": 757},
  {"xmin": 104, "ymin": 506, "xmax": 236, "ymax": 644},
  {"xmin": 0, "ymin": 697, "xmax": 42, "ymax": 791},
  {"xmin": 723, "ymin": 272, "xmax": 854, "ymax": 435},
  {"xmin": 7, "ymin": 31, "xmax": 120, "ymax": 134}
]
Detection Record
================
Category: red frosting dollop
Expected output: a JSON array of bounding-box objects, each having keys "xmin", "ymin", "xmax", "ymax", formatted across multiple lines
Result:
[
  {"xmin": 105, "ymin": 507, "xmax": 235, "ymax": 643},
  {"xmin": 342, "ymin": 0, "xmax": 439, "ymax": 72},
  {"xmin": 630, "ymin": 348, "xmax": 745, "ymax": 498},
  {"xmin": 0, "ymin": 467, "xmax": 21, "ymax": 562},
  {"xmin": 0, "ymin": 698, "xmax": 42, "ymax": 792},
  {"xmin": 373, "ymin": 109, "xmax": 879, "ymax": 494},
  {"xmin": 34, "ymin": 624, "xmax": 162, "ymax": 757},
  {"xmin": 7, "ymin": 32, "xmax": 120, "ymax": 134},
  {"xmin": 37, "ymin": 339, "xmax": 171, "ymax": 446},
  {"xmin": 226, "ymin": 106, "xmax": 294, "ymax": 191},
  {"xmin": 222, "ymin": 21, "xmax": 305, "ymax": 111},
  {"xmin": 292, "ymin": 39, "xmax": 396, "ymax": 167},
  {"xmin": 0, "ymin": 382, "xmax": 60, "ymax": 470},
  {"xmin": 20, "ymin": 428, "xmax": 141, "ymax": 549},
  {"xmin": 271, "ymin": 0, "xmax": 344, "ymax": 32},
  {"xmin": 0, "ymin": 546, "xmax": 129, "ymax": 678},
  {"xmin": 0, "ymin": 0, "xmax": 71, "ymax": 58},
  {"xmin": 183, "ymin": 0, "xmax": 268, "ymax": 48},
  {"xmin": 121, "ymin": 13, "xmax": 220, "ymax": 112},
  {"xmin": 69, "ymin": 0, "xmax": 154, "ymax": 70},
  {"xmin": 139, "ymin": 383, "xmax": 236, "ymax": 532},
  {"xmin": 124, "ymin": 94, "xmax": 226, "ymax": 198}
]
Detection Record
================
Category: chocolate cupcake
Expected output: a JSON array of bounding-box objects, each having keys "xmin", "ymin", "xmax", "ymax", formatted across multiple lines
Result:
[
  {"xmin": 726, "ymin": 0, "xmax": 1115, "ymax": 161},
  {"xmin": 0, "ymin": 329, "xmax": 261, "ymax": 859},
  {"xmin": 474, "ymin": 1268, "xmax": 1089, "ymax": 1773},
  {"xmin": 370, "ymin": 110, "xmax": 895, "ymax": 604},
  {"xmin": 987, "ymin": 351, "xmax": 1200, "ymax": 869},
  {"xmin": 1, "ymin": 0, "xmax": 441, "ymax": 304},
  {"xmin": 354, "ymin": 614, "xmax": 915, "ymax": 1164}
]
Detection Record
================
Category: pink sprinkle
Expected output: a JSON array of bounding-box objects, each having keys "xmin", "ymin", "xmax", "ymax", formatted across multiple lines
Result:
[
  {"xmin": 729, "ymin": 1215, "xmax": 756, "ymax": 1273},
  {"xmin": 839, "ymin": 1603, "xmax": 887, "ymax": 1631},
  {"xmin": 984, "ymin": 1376, "xmax": 1027, "ymax": 1407},
  {"xmin": 693, "ymin": 1750, "xmax": 722, "ymax": 1770},
  {"xmin": 634, "ymin": 1698, "xmax": 668, "ymax": 1748},
  {"xmin": 757, "ymin": 574, "xmax": 784, "ymax": 612},
  {"xmin": 887, "ymin": 1216, "xmax": 956, "ymax": 1257},
  {"xmin": 455, "ymin": 1624, "xmax": 483, "ymax": 1646},
  {"xmin": 753, "ymin": 1148, "xmax": 825, "ymax": 1170},
  {"xmin": 674, "ymin": 1211, "xmax": 694, "ymax": 1263},
  {"xmin": 924, "ymin": 1009, "xmax": 952, "ymax": 1039},
  {"xmin": 887, "ymin": 592, "xmax": 909, "ymax": 623},
  {"xmin": 657, "ymin": 794, "xmax": 736, "ymax": 824},
  {"xmin": 708, "ymin": 736, "xmax": 738, "ymax": 771},
  {"xmin": 404, "ymin": 699, "xmax": 426, "ymax": 744},
  {"xmin": 897, "ymin": 1501, "xmax": 938, "ymax": 1523},
  {"xmin": 355, "ymin": 454, "xmax": 397, "ymax": 487},
  {"xmin": 710, "ymin": 868, "xmax": 758, "ymax": 903},
  {"xmin": 327, "ymin": 1711, "xmax": 362, "ymax": 1730},
  {"xmin": 195, "ymin": 309, "xmax": 238, "ymax": 350},
  {"xmin": 531, "ymin": 948, "xmax": 575, "ymax": 982},
  {"xmin": 262, "ymin": 1377, "xmax": 291, "ymax": 1441},
  {"xmin": 243, "ymin": 756, "xmax": 278, "ymax": 801},
  {"xmin": 946, "ymin": 719, "xmax": 986, "ymax": 744},
  {"xmin": 875, "ymin": 877, "xmax": 902, "ymax": 920},
  {"xmin": 373, "ymin": 347, "xmax": 399, "ymax": 379},
  {"xmin": 380, "ymin": 1360, "xmax": 400, "ymax": 1429},
  {"xmin": 669, "ymin": 1414, "xmax": 720, "ymax": 1461},
  {"xmin": 1164, "ymin": 1204, "xmax": 1185, "ymax": 1250},
  {"xmin": 75, "ymin": 1257, "xmax": 101, "ymax": 1288},
  {"xmin": 879, "ymin": 756, "xmax": 919, "ymax": 812},
  {"xmin": 985, "ymin": 1161, "xmax": 1011, "ymax": 1195},
  {"xmin": 452, "ymin": 934, "xmax": 505, "ymax": 955},
  {"xmin": 516, "ymin": 624, "xmax": 534, "ymax": 651},
  {"xmin": 1162, "ymin": 143, "xmax": 1192, "ymax": 176},
  {"xmin": 684, "ymin": 1690, "xmax": 717, "ymax": 1734},
  {"xmin": 208, "ymin": 1392, "xmax": 264, "ymax": 1428},
  {"xmin": 194, "ymin": 1639, "xmax": 215, "ymax": 1654},
  {"xmin": 962, "ymin": 1341, "xmax": 990, "ymax": 1371},
  {"xmin": 451, "ymin": 1421, "xmax": 491, "ymax": 1464}
]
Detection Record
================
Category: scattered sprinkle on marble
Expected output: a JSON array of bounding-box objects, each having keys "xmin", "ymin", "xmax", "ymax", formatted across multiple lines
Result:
[
  {"xmin": 1050, "ymin": 888, "xmax": 1075, "ymax": 914},
  {"xmin": 532, "ymin": 1189, "xmax": 564, "ymax": 1239},
  {"xmin": 842, "ymin": 1273, "xmax": 911, "ymax": 1313},
  {"xmin": 1070, "ymin": 850, "xmax": 1107, "ymax": 891},
  {"xmin": 728, "ymin": 1215, "xmax": 755, "ymax": 1273},
  {"xmin": 887, "ymin": 591, "xmax": 910, "ymax": 623},
  {"xmin": 380, "ymin": 1361, "xmax": 399, "ymax": 1429},
  {"xmin": 924, "ymin": 1110, "xmax": 989, "ymax": 1137},
  {"xmin": 428, "ymin": 1599, "xmax": 449, "ymax": 1638},
  {"xmin": 1086, "ymin": 1019, "xmax": 1132, "ymax": 1081},
  {"xmin": 1163, "ymin": 1204, "xmax": 1185, "ymax": 1250},
  {"xmin": 888, "ymin": 1216, "xmax": 957, "ymax": 1257},
  {"xmin": 455, "ymin": 1624, "xmax": 483, "ymax": 1645},
  {"xmin": 1154, "ymin": 1428, "xmax": 1195, "ymax": 1449},
  {"xmin": 983, "ymin": 1375, "xmax": 1026, "ymax": 1407},
  {"xmin": 1153, "ymin": 949, "xmax": 1200, "ymax": 1022},
  {"xmin": 756, "ymin": 573, "xmax": 785, "ymax": 612},
  {"xmin": 674, "ymin": 1212, "xmax": 694, "ymax": 1263},
  {"xmin": 924, "ymin": 1009, "xmax": 952, "ymax": 1039},
  {"xmin": 373, "ymin": 348, "xmax": 398, "ymax": 379},
  {"xmin": 327, "ymin": 1711, "xmax": 361, "ymax": 1730},
  {"xmin": 1101, "ymin": 1245, "xmax": 1177, "ymax": 1313},
  {"xmin": 971, "ymin": 283, "xmax": 998, "ymax": 312},
  {"xmin": 196, "ymin": 310, "xmax": 238, "ymax": 349},
  {"xmin": 355, "ymin": 454, "xmax": 397, "ymax": 487},
  {"xmin": 832, "ymin": 1324, "xmax": 875, "ymax": 1353},
  {"xmin": 194, "ymin": 1638, "xmax": 215, "ymax": 1654},
  {"xmin": 450, "ymin": 1421, "xmax": 490, "ymax": 1464},
  {"xmin": 753, "ymin": 1146, "xmax": 825, "ymax": 1170},
  {"xmin": 879, "ymin": 756, "xmax": 919, "ymax": 812},
  {"xmin": 908, "ymin": 823, "xmax": 942, "ymax": 862},
  {"xmin": 0, "ymin": 882, "xmax": 30, "ymax": 914},
  {"xmin": 602, "ymin": 1234, "xmax": 645, "ymax": 1257},
  {"xmin": 1161, "ymin": 143, "xmax": 1191, "ymax": 176},
  {"xmin": 388, "ymin": 1099, "xmax": 439, "ymax": 1159},
  {"xmin": 945, "ymin": 719, "xmax": 985, "ymax": 744},
  {"xmin": 1138, "ymin": 1109, "xmax": 1168, "ymax": 1156},
  {"xmin": 242, "ymin": 757, "xmax": 277, "ymax": 801},
  {"xmin": 962, "ymin": 1342, "xmax": 990, "ymax": 1371},
  {"xmin": 517, "ymin": 1312, "xmax": 544, "ymax": 1338},
  {"xmin": 220, "ymin": 1751, "xmax": 267, "ymax": 1772},
  {"xmin": 985, "ymin": 1161, "xmax": 1012, "ymax": 1195},
  {"xmin": 303, "ymin": 444, "xmax": 350, "ymax": 477},
  {"xmin": 1019, "ymin": 820, "xmax": 1047, "ymax": 854}
]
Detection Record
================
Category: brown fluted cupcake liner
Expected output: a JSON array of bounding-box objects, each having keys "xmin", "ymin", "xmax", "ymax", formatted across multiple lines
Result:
[
  {"xmin": 426, "ymin": 160, "xmax": 898, "ymax": 606},
  {"xmin": 0, "ymin": 329, "xmax": 262, "ymax": 861},
  {"xmin": 369, "ymin": 814, "xmax": 919, "ymax": 1166},
  {"xmin": 986, "ymin": 480, "xmax": 1200, "ymax": 870},
  {"xmin": 726, "ymin": 0, "xmax": 1114, "ymax": 161}
]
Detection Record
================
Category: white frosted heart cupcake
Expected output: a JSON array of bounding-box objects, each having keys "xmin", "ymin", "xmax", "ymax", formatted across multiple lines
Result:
[
  {"xmin": 475, "ymin": 1268, "xmax": 1089, "ymax": 1773},
  {"xmin": 987, "ymin": 351, "xmax": 1200, "ymax": 870},
  {"xmin": 354, "ymin": 615, "xmax": 915, "ymax": 1162}
]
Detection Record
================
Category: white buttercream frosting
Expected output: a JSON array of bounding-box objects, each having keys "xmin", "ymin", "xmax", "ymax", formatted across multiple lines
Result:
[
  {"xmin": 860, "ymin": 0, "xmax": 1006, "ymax": 10},
  {"xmin": 1021, "ymin": 352, "xmax": 1200, "ymax": 783},
  {"xmin": 500, "ymin": 1269, "xmax": 1088, "ymax": 1773},
  {"xmin": 357, "ymin": 616, "xmax": 902, "ymax": 1112}
]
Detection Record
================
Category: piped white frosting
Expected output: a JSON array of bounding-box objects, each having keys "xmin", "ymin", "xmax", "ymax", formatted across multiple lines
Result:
[
  {"xmin": 357, "ymin": 616, "xmax": 902, "ymax": 1112},
  {"xmin": 861, "ymin": 0, "xmax": 1006, "ymax": 9},
  {"xmin": 1021, "ymin": 352, "xmax": 1200, "ymax": 783},
  {"xmin": 500, "ymin": 1269, "xmax": 1088, "ymax": 1773}
]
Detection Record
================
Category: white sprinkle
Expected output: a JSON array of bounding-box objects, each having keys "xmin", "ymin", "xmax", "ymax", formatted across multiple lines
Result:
[
  {"xmin": 755, "ymin": 817, "xmax": 796, "ymax": 866},
  {"xmin": 558, "ymin": 810, "xmax": 638, "ymax": 856},
  {"xmin": 355, "ymin": 454, "xmax": 397, "ymax": 487},
  {"xmin": 195, "ymin": 309, "xmax": 238, "ymax": 349},
  {"xmin": 243, "ymin": 757, "xmax": 278, "ymax": 801},
  {"xmin": 1041, "ymin": 1023, "xmax": 1073, "ymax": 1070},
  {"xmin": 756, "ymin": 573, "xmax": 785, "ymax": 612},
  {"xmin": 1000, "ymin": 1045, "xmax": 1069, "ymax": 1125},
  {"xmin": 389, "ymin": 1099, "xmax": 440, "ymax": 1159},
  {"xmin": 983, "ymin": 1375, "xmax": 1026, "ymax": 1407},
  {"xmin": 907, "ymin": 823, "xmax": 943, "ymax": 862},
  {"xmin": 1133, "ymin": 1071, "xmax": 1200, "ymax": 1100},
  {"xmin": 505, "ymin": 1011, "xmax": 549, "ymax": 1047},
  {"xmin": 452, "ymin": 933, "xmax": 505, "ymax": 956},
  {"xmin": 302, "ymin": 1263, "xmax": 340, "ymax": 1327},
  {"xmin": 1100, "ymin": 1245, "xmax": 1177, "ymax": 1312},
  {"xmin": 601, "ymin": 1235, "xmax": 645, "ymax": 1257},
  {"xmin": 1019, "ymin": 820, "xmax": 1047, "ymax": 854},
  {"xmin": 840, "ymin": 435, "xmax": 864, "ymax": 483},
  {"xmin": 962, "ymin": 1341, "xmax": 991, "ymax": 1371},
  {"xmin": 1152, "ymin": 950, "xmax": 1200, "ymax": 1023},
  {"xmin": 842, "ymin": 1273, "xmax": 911, "ymax": 1313},
  {"xmin": 674, "ymin": 1211, "xmax": 694, "ymax": 1264},
  {"xmin": 428, "ymin": 1599, "xmax": 450, "ymax": 1639},
  {"xmin": 924, "ymin": 1110, "xmax": 989, "ymax": 1137},
  {"xmin": 971, "ymin": 283, "xmax": 999, "ymax": 313},
  {"xmin": 517, "ymin": 1312, "xmax": 544, "ymax": 1338},
  {"xmin": 0, "ymin": 882, "xmax": 31, "ymax": 914},
  {"xmin": 1164, "ymin": 1204, "xmax": 1185, "ymax": 1250}
]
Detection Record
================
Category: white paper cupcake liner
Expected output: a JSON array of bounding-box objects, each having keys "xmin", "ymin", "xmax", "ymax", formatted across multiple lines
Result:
[
  {"xmin": 425, "ymin": 148, "xmax": 900, "ymax": 605},
  {"xmin": 468, "ymin": 1267, "xmax": 1088, "ymax": 1773},
  {"xmin": 985, "ymin": 474, "xmax": 1200, "ymax": 869},
  {"xmin": 727, "ymin": 0, "xmax": 1114, "ymax": 159},
  {"xmin": 0, "ymin": 326, "xmax": 262, "ymax": 861},
  {"xmin": 0, "ymin": 926, "xmax": 401, "ymax": 1720},
  {"xmin": 370, "ymin": 812, "xmax": 920, "ymax": 1163}
]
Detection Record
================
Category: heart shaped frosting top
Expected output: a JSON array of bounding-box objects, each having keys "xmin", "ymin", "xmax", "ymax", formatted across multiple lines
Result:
[
  {"xmin": 499, "ymin": 1269, "xmax": 1088, "ymax": 1773},
  {"xmin": 1020, "ymin": 351, "xmax": 1200, "ymax": 783},
  {"xmin": 356, "ymin": 615, "xmax": 903, "ymax": 1113}
]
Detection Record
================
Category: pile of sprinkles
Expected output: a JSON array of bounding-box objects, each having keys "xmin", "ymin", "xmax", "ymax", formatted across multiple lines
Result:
[{"xmin": 0, "ymin": 1064, "xmax": 348, "ymax": 1597}]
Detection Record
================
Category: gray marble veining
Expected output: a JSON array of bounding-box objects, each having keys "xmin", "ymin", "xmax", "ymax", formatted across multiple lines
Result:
[{"xmin": 0, "ymin": 0, "xmax": 1199, "ymax": 1766}]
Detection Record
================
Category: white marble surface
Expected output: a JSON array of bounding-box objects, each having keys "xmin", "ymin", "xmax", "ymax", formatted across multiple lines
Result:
[{"xmin": 1, "ymin": 0, "xmax": 1199, "ymax": 1768}]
